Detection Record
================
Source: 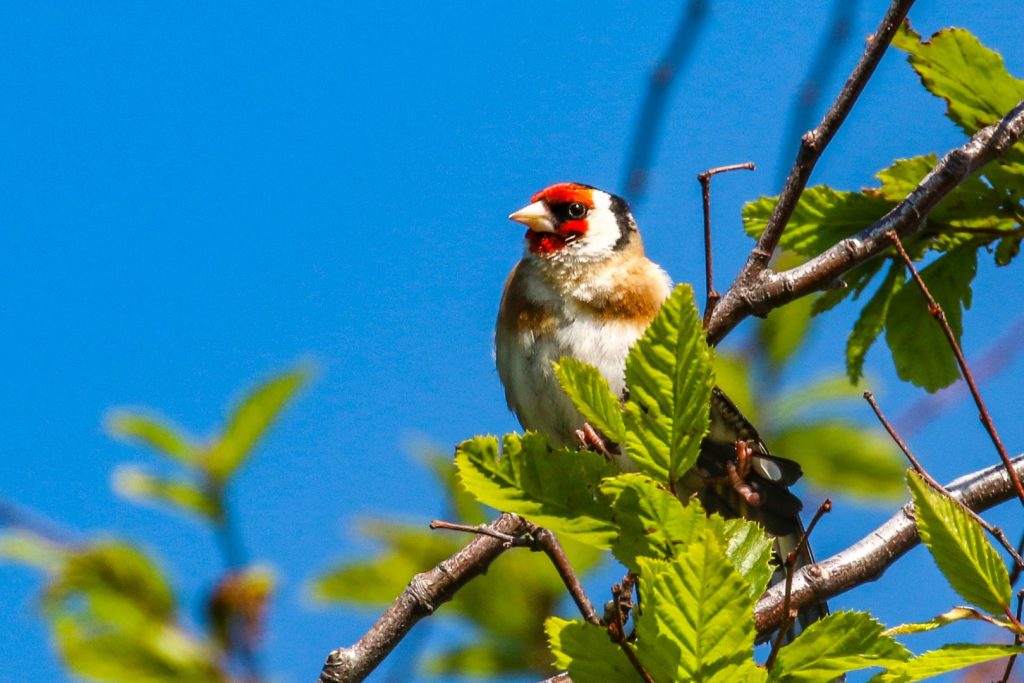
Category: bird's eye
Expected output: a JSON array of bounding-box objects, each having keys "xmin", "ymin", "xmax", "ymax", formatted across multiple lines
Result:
[{"xmin": 567, "ymin": 202, "xmax": 587, "ymax": 219}]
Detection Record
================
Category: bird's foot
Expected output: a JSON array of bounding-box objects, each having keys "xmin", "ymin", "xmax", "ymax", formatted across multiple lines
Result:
[{"xmin": 575, "ymin": 423, "xmax": 613, "ymax": 459}]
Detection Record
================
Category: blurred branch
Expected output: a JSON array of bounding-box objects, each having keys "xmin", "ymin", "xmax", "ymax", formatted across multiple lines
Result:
[
  {"xmin": 707, "ymin": 97, "xmax": 1024, "ymax": 344},
  {"xmin": 775, "ymin": 0, "xmax": 859, "ymax": 185},
  {"xmin": 318, "ymin": 513, "xmax": 529, "ymax": 683},
  {"xmin": 622, "ymin": 0, "xmax": 709, "ymax": 202},
  {"xmin": 754, "ymin": 454, "xmax": 1024, "ymax": 636}
]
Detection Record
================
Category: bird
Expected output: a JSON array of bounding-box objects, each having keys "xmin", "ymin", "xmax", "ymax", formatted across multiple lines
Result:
[{"xmin": 494, "ymin": 181, "xmax": 827, "ymax": 637}]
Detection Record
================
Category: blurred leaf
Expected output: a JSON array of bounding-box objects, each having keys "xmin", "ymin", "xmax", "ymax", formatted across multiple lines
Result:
[
  {"xmin": 770, "ymin": 374, "xmax": 867, "ymax": 422},
  {"xmin": 773, "ymin": 422, "xmax": 905, "ymax": 499},
  {"xmin": 760, "ymin": 295, "xmax": 815, "ymax": 371},
  {"xmin": 205, "ymin": 366, "xmax": 312, "ymax": 481},
  {"xmin": 870, "ymin": 643, "xmax": 1024, "ymax": 683},
  {"xmin": 106, "ymin": 411, "xmax": 196, "ymax": 467},
  {"xmin": 995, "ymin": 232, "xmax": 1022, "ymax": 266},
  {"xmin": 712, "ymin": 352, "xmax": 757, "ymax": 424},
  {"xmin": 743, "ymin": 188, "xmax": 893, "ymax": 258},
  {"xmin": 884, "ymin": 606, "xmax": 1011, "ymax": 635},
  {"xmin": 546, "ymin": 618, "xmax": 637, "ymax": 682},
  {"xmin": 53, "ymin": 613, "xmax": 223, "ymax": 683},
  {"xmin": 893, "ymin": 24, "xmax": 1024, "ymax": 136},
  {"xmin": 207, "ymin": 566, "xmax": 274, "ymax": 651},
  {"xmin": 847, "ymin": 261, "xmax": 905, "ymax": 384},
  {"xmin": 0, "ymin": 530, "xmax": 65, "ymax": 572},
  {"xmin": 45, "ymin": 541, "xmax": 176, "ymax": 626},
  {"xmin": 420, "ymin": 450, "xmax": 488, "ymax": 526},
  {"xmin": 885, "ymin": 246, "xmax": 976, "ymax": 392},
  {"xmin": 771, "ymin": 611, "xmax": 909, "ymax": 682},
  {"xmin": 455, "ymin": 433, "xmax": 617, "ymax": 547},
  {"xmin": 636, "ymin": 534, "xmax": 759, "ymax": 681},
  {"xmin": 113, "ymin": 466, "xmax": 220, "ymax": 521},
  {"xmin": 553, "ymin": 357, "xmax": 628, "ymax": 443},
  {"xmin": 908, "ymin": 471, "xmax": 1011, "ymax": 614},
  {"xmin": 623, "ymin": 284, "xmax": 715, "ymax": 486}
]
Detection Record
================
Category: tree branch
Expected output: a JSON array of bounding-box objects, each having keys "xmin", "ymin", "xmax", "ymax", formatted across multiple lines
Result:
[
  {"xmin": 708, "ymin": 97, "xmax": 1024, "ymax": 344},
  {"xmin": 753, "ymin": 455, "xmax": 1024, "ymax": 637},
  {"xmin": 732, "ymin": 0, "xmax": 914, "ymax": 285},
  {"xmin": 318, "ymin": 513, "xmax": 529, "ymax": 683}
]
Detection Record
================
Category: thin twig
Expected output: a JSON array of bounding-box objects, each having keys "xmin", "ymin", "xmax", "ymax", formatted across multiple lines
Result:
[
  {"xmin": 864, "ymin": 391, "xmax": 1024, "ymax": 573},
  {"xmin": 1012, "ymin": 533, "xmax": 1024, "ymax": 586},
  {"xmin": 697, "ymin": 162, "xmax": 756, "ymax": 326},
  {"xmin": 998, "ymin": 589, "xmax": 1024, "ymax": 683},
  {"xmin": 734, "ymin": 0, "xmax": 914, "ymax": 282},
  {"xmin": 609, "ymin": 575, "xmax": 654, "ymax": 683},
  {"xmin": 707, "ymin": 99, "xmax": 1024, "ymax": 343},
  {"xmin": 887, "ymin": 231, "xmax": 1024, "ymax": 508},
  {"xmin": 622, "ymin": 0, "xmax": 709, "ymax": 201},
  {"xmin": 754, "ymin": 455, "xmax": 1024, "ymax": 637},
  {"xmin": 764, "ymin": 499, "xmax": 832, "ymax": 671},
  {"xmin": 529, "ymin": 525, "xmax": 601, "ymax": 626},
  {"xmin": 429, "ymin": 519, "xmax": 520, "ymax": 545}
]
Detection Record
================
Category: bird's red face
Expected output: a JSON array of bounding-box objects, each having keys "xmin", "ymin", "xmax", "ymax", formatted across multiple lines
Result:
[{"xmin": 509, "ymin": 183, "xmax": 597, "ymax": 255}]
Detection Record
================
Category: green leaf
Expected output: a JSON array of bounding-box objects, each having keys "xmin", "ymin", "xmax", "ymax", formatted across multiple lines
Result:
[
  {"xmin": 846, "ymin": 261, "xmax": 905, "ymax": 383},
  {"xmin": 884, "ymin": 606, "xmax": 1012, "ymax": 635},
  {"xmin": 772, "ymin": 611, "xmax": 910, "ymax": 682},
  {"xmin": 996, "ymin": 233, "xmax": 1022, "ymax": 266},
  {"xmin": 743, "ymin": 187, "xmax": 894, "ymax": 258},
  {"xmin": 106, "ymin": 411, "xmax": 196, "ymax": 466},
  {"xmin": 455, "ymin": 433, "xmax": 618, "ymax": 547},
  {"xmin": 885, "ymin": 246, "xmax": 976, "ymax": 392},
  {"xmin": 553, "ymin": 357, "xmax": 627, "ymax": 443},
  {"xmin": 636, "ymin": 534, "xmax": 758, "ymax": 681},
  {"xmin": 112, "ymin": 466, "xmax": 221, "ymax": 521},
  {"xmin": 772, "ymin": 422, "xmax": 905, "ymax": 500},
  {"xmin": 721, "ymin": 518, "xmax": 775, "ymax": 599},
  {"xmin": 420, "ymin": 449, "xmax": 488, "ymax": 526},
  {"xmin": 712, "ymin": 353, "xmax": 757, "ymax": 425},
  {"xmin": 623, "ymin": 284, "xmax": 715, "ymax": 486},
  {"xmin": 760, "ymin": 294, "xmax": 815, "ymax": 370},
  {"xmin": 871, "ymin": 643, "xmax": 1024, "ymax": 683},
  {"xmin": 0, "ymin": 530, "xmax": 65, "ymax": 572},
  {"xmin": 546, "ymin": 618, "xmax": 637, "ymax": 681},
  {"xmin": 205, "ymin": 366, "xmax": 312, "ymax": 481},
  {"xmin": 893, "ymin": 24, "xmax": 1024, "ymax": 136},
  {"xmin": 908, "ymin": 471, "xmax": 1011, "ymax": 614},
  {"xmin": 770, "ymin": 375, "xmax": 866, "ymax": 422}
]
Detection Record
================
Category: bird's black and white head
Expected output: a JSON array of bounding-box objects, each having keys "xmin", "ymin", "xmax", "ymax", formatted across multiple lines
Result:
[{"xmin": 508, "ymin": 183, "xmax": 640, "ymax": 265}]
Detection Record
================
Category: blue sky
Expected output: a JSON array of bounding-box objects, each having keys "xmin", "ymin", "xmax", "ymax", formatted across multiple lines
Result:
[{"xmin": 2, "ymin": 2, "xmax": 1023, "ymax": 681}]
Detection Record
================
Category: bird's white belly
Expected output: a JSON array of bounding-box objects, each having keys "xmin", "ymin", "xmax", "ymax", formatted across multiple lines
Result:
[{"xmin": 499, "ymin": 310, "xmax": 646, "ymax": 448}]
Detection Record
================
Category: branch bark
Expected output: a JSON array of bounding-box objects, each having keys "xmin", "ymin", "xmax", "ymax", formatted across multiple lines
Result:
[
  {"xmin": 754, "ymin": 455, "xmax": 1024, "ymax": 636},
  {"xmin": 707, "ymin": 97, "xmax": 1024, "ymax": 344},
  {"xmin": 317, "ymin": 513, "xmax": 528, "ymax": 683}
]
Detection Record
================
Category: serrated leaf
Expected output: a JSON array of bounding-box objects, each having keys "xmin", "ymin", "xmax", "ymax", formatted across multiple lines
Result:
[
  {"xmin": 772, "ymin": 611, "xmax": 910, "ymax": 682},
  {"xmin": 553, "ymin": 357, "xmax": 627, "ymax": 444},
  {"xmin": 546, "ymin": 618, "xmax": 637, "ymax": 682},
  {"xmin": 908, "ymin": 471, "xmax": 1011, "ymax": 614},
  {"xmin": 870, "ymin": 643, "xmax": 1024, "ymax": 683},
  {"xmin": 721, "ymin": 518, "xmax": 775, "ymax": 599},
  {"xmin": 743, "ymin": 188, "xmax": 894, "ymax": 258},
  {"xmin": 455, "ymin": 433, "xmax": 617, "ymax": 547},
  {"xmin": 885, "ymin": 246, "xmax": 976, "ymax": 392},
  {"xmin": 847, "ymin": 261, "xmax": 905, "ymax": 383},
  {"xmin": 772, "ymin": 422, "xmax": 905, "ymax": 499},
  {"xmin": 636, "ymin": 534, "xmax": 757, "ymax": 681},
  {"xmin": 893, "ymin": 24, "xmax": 1024, "ymax": 136},
  {"xmin": 884, "ymin": 606, "xmax": 1010, "ymax": 635},
  {"xmin": 204, "ymin": 366, "xmax": 312, "ymax": 481},
  {"xmin": 113, "ymin": 466, "xmax": 220, "ymax": 521},
  {"xmin": 106, "ymin": 411, "xmax": 196, "ymax": 466},
  {"xmin": 623, "ymin": 284, "xmax": 714, "ymax": 486}
]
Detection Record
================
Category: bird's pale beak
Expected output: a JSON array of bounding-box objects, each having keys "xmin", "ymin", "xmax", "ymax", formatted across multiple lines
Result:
[{"xmin": 508, "ymin": 201, "xmax": 556, "ymax": 233}]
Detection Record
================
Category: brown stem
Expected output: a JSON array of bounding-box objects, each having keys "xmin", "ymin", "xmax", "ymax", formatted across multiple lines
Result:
[
  {"xmin": 887, "ymin": 231, "xmax": 1024, "ymax": 508},
  {"xmin": 529, "ymin": 525, "xmax": 601, "ymax": 626},
  {"xmin": 764, "ymin": 499, "xmax": 832, "ymax": 671},
  {"xmin": 609, "ymin": 575, "xmax": 654, "ymax": 683},
  {"xmin": 697, "ymin": 162, "xmax": 756, "ymax": 326},
  {"xmin": 318, "ymin": 513, "xmax": 529, "ymax": 683},
  {"xmin": 864, "ymin": 391, "xmax": 1024, "ymax": 573}
]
